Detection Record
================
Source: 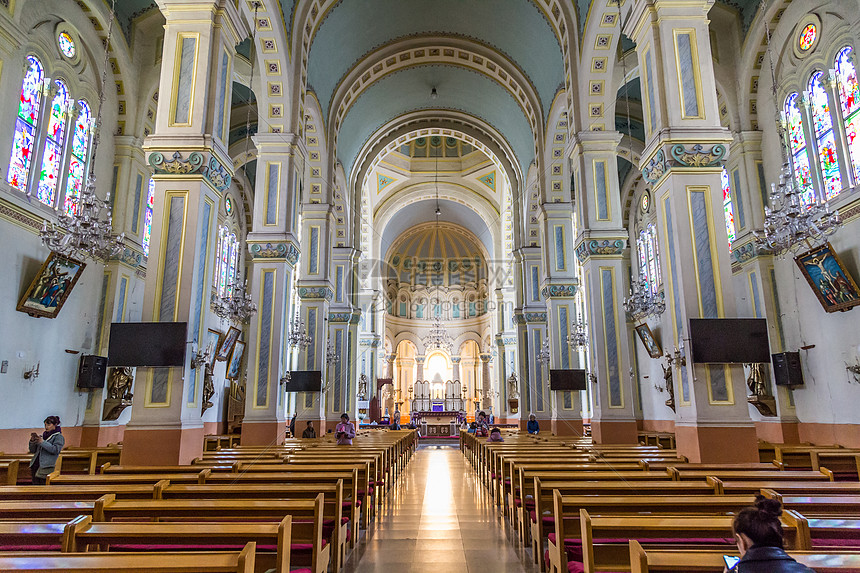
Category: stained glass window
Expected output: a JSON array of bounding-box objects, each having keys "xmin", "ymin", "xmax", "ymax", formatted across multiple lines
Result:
[
  {"xmin": 799, "ymin": 24, "xmax": 817, "ymax": 52},
  {"xmin": 809, "ymin": 71, "xmax": 842, "ymax": 199},
  {"xmin": 214, "ymin": 226, "xmax": 240, "ymax": 297},
  {"xmin": 58, "ymin": 32, "xmax": 76, "ymax": 58},
  {"xmin": 636, "ymin": 224, "xmax": 660, "ymax": 294},
  {"xmin": 7, "ymin": 56, "xmax": 44, "ymax": 191},
  {"xmin": 836, "ymin": 46, "xmax": 860, "ymax": 183},
  {"xmin": 63, "ymin": 100, "xmax": 90, "ymax": 215},
  {"xmin": 784, "ymin": 93, "xmax": 816, "ymax": 206},
  {"xmin": 142, "ymin": 178, "xmax": 155, "ymax": 256},
  {"xmin": 36, "ymin": 79, "xmax": 70, "ymax": 206},
  {"xmin": 721, "ymin": 167, "xmax": 736, "ymax": 247}
]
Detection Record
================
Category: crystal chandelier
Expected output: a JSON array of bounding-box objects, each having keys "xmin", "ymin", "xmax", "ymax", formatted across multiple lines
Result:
[
  {"xmin": 623, "ymin": 276, "xmax": 666, "ymax": 318},
  {"xmin": 212, "ymin": 279, "xmax": 257, "ymax": 323},
  {"xmin": 425, "ymin": 312, "xmax": 452, "ymax": 351},
  {"xmin": 537, "ymin": 337, "xmax": 551, "ymax": 366},
  {"xmin": 325, "ymin": 340, "xmax": 340, "ymax": 366},
  {"xmin": 566, "ymin": 315, "xmax": 589, "ymax": 349},
  {"xmin": 287, "ymin": 311, "xmax": 313, "ymax": 348},
  {"xmin": 753, "ymin": 3, "xmax": 841, "ymax": 256},
  {"xmin": 40, "ymin": 0, "xmax": 124, "ymax": 262}
]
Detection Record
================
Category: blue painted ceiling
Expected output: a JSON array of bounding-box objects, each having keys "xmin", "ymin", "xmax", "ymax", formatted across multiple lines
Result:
[
  {"xmin": 108, "ymin": 0, "xmax": 158, "ymax": 43},
  {"xmin": 307, "ymin": 0, "xmax": 563, "ymax": 120},
  {"xmin": 715, "ymin": 0, "xmax": 760, "ymax": 36},
  {"xmin": 337, "ymin": 65, "xmax": 534, "ymax": 179}
]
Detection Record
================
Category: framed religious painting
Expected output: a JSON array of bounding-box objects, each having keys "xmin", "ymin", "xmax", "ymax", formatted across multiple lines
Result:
[
  {"xmin": 634, "ymin": 323, "xmax": 663, "ymax": 358},
  {"xmin": 215, "ymin": 326, "xmax": 241, "ymax": 360},
  {"xmin": 17, "ymin": 252, "xmax": 86, "ymax": 318},
  {"xmin": 205, "ymin": 328, "xmax": 223, "ymax": 357},
  {"xmin": 795, "ymin": 242, "xmax": 860, "ymax": 313},
  {"xmin": 226, "ymin": 340, "xmax": 246, "ymax": 380}
]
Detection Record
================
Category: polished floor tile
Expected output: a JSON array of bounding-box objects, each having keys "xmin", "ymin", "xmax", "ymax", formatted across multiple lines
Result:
[{"xmin": 341, "ymin": 446, "xmax": 539, "ymax": 573}]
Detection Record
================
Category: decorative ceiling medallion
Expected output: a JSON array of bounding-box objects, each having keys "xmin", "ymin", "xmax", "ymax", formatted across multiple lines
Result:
[
  {"xmin": 478, "ymin": 170, "xmax": 496, "ymax": 191},
  {"xmin": 225, "ymin": 195, "xmax": 234, "ymax": 216},
  {"xmin": 640, "ymin": 192, "xmax": 650, "ymax": 213},
  {"xmin": 377, "ymin": 173, "xmax": 395, "ymax": 194},
  {"xmin": 799, "ymin": 24, "xmax": 816, "ymax": 52}
]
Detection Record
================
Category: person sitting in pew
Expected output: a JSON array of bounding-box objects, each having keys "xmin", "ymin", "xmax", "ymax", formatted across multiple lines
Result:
[
  {"xmin": 487, "ymin": 428, "xmax": 504, "ymax": 442},
  {"xmin": 527, "ymin": 413, "xmax": 540, "ymax": 434},
  {"xmin": 28, "ymin": 415, "xmax": 64, "ymax": 485},
  {"xmin": 302, "ymin": 421, "xmax": 317, "ymax": 439},
  {"xmin": 728, "ymin": 495, "xmax": 815, "ymax": 573},
  {"xmin": 336, "ymin": 413, "xmax": 356, "ymax": 445}
]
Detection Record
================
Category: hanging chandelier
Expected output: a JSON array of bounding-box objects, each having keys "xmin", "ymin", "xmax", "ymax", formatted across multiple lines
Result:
[
  {"xmin": 425, "ymin": 313, "xmax": 452, "ymax": 351},
  {"xmin": 212, "ymin": 280, "xmax": 257, "ymax": 323},
  {"xmin": 623, "ymin": 276, "xmax": 666, "ymax": 318},
  {"xmin": 287, "ymin": 311, "xmax": 313, "ymax": 349},
  {"xmin": 40, "ymin": 0, "xmax": 124, "ymax": 262},
  {"xmin": 325, "ymin": 340, "xmax": 340, "ymax": 365},
  {"xmin": 566, "ymin": 315, "xmax": 589, "ymax": 349},
  {"xmin": 753, "ymin": 2, "xmax": 841, "ymax": 256},
  {"xmin": 537, "ymin": 337, "xmax": 551, "ymax": 366}
]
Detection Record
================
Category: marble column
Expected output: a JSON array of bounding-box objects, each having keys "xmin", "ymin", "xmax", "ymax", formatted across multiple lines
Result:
[
  {"xmin": 480, "ymin": 353, "xmax": 493, "ymax": 411},
  {"xmin": 451, "ymin": 356, "xmax": 461, "ymax": 382},
  {"xmin": 123, "ymin": 0, "xmax": 249, "ymax": 465},
  {"xmin": 626, "ymin": 0, "xmax": 757, "ymax": 461},
  {"xmin": 415, "ymin": 356, "xmax": 425, "ymax": 382},
  {"xmin": 241, "ymin": 133, "xmax": 303, "ymax": 445},
  {"xmin": 571, "ymin": 132, "xmax": 637, "ymax": 443}
]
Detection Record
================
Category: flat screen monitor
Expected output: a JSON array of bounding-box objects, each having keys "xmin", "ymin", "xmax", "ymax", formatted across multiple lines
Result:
[
  {"xmin": 550, "ymin": 369, "xmax": 587, "ymax": 391},
  {"xmin": 107, "ymin": 322, "xmax": 187, "ymax": 367},
  {"xmin": 286, "ymin": 370, "xmax": 322, "ymax": 392},
  {"xmin": 689, "ymin": 318, "xmax": 770, "ymax": 364}
]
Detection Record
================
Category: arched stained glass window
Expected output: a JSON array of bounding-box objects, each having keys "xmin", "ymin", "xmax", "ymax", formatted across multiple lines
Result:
[
  {"xmin": 227, "ymin": 231, "xmax": 238, "ymax": 296},
  {"xmin": 836, "ymin": 46, "xmax": 860, "ymax": 182},
  {"xmin": 636, "ymin": 224, "xmax": 660, "ymax": 294},
  {"xmin": 784, "ymin": 93, "xmax": 816, "ymax": 206},
  {"xmin": 8, "ymin": 56, "xmax": 44, "ymax": 191},
  {"xmin": 809, "ymin": 71, "xmax": 842, "ymax": 199},
  {"xmin": 63, "ymin": 100, "xmax": 90, "ymax": 215},
  {"xmin": 637, "ymin": 231, "xmax": 648, "ymax": 283},
  {"xmin": 142, "ymin": 178, "xmax": 155, "ymax": 256},
  {"xmin": 214, "ymin": 226, "xmax": 240, "ymax": 297},
  {"xmin": 36, "ymin": 79, "xmax": 70, "ymax": 206},
  {"xmin": 721, "ymin": 167, "xmax": 736, "ymax": 247}
]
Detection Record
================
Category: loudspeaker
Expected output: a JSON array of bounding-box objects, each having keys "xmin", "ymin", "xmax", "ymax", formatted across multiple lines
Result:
[
  {"xmin": 77, "ymin": 355, "xmax": 107, "ymax": 389},
  {"xmin": 772, "ymin": 352, "xmax": 804, "ymax": 387}
]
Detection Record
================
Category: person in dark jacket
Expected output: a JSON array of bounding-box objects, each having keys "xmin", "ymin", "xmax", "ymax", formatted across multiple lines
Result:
[
  {"xmin": 28, "ymin": 415, "xmax": 64, "ymax": 485},
  {"xmin": 301, "ymin": 421, "xmax": 317, "ymax": 439},
  {"xmin": 289, "ymin": 413, "xmax": 297, "ymax": 437},
  {"xmin": 727, "ymin": 495, "xmax": 815, "ymax": 572},
  {"xmin": 526, "ymin": 413, "xmax": 540, "ymax": 434}
]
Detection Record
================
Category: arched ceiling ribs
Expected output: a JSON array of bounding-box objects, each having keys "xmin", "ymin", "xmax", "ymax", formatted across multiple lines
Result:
[
  {"xmin": 350, "ymin": 110, "xmax": 523, "ymax": 204},
  {"xmin": 291, "ymin": 0, "xmax": 577, "ymax": 133},
  {"xmin": 327, "ymin": 36, "xmax": 544, "ymax": 159}
]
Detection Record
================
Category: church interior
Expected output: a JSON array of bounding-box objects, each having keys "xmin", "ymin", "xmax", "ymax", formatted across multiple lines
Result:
[{"xmin": 1, "ymin": 0, "xmax": 860, "ymax": 571}]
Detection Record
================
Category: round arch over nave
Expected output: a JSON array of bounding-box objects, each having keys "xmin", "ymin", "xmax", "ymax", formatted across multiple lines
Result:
[{"xmin": 0, "ymin": 0, "xmax": 860, "ymax": 468}]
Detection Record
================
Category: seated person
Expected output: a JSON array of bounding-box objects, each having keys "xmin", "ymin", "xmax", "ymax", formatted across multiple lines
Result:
[
  {"xmin": 527, "ymin": 413, "xmax": 540, "ymax": 434},
  {"xmin": 727, "ymin": 495, "xmax": 815, "ymax": 572},
  {"xmin": 301, "ymin": 421, "xmax": 316, "ymax": 439},
  {"xmin": 487, "ymin": 427, "xmax": 504, "ymax": 442},
  {"xmin": 467, "ymin": 422, "xmax": 477, "ymax": 434}
]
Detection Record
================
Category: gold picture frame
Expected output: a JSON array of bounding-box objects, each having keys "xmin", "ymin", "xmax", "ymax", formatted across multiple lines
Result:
[{"xmin": 17, "ymin": 252, "xmax": 86, "ymax": 319}]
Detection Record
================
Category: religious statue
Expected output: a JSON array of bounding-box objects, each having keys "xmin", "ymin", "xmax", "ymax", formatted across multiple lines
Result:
[
  {"xmin": 102, "ymin": 367, "xmax": 134, "ymax": 421},
  {"xmin": 661, "ymin": 361, "xmax": 675, "ymax": 412},
  {"xmin": 357, "ymin": 373, "xmax": 368, "ymax": 400},
  {"xmin": 506, "ymin": 372, "xmax": 520, "ymax": 400},
  {"xmin": 202, "ymin": 360, "xmax": 216, "ymax": 415},
  {"xmin": 746, "ymin": 362, "xmax": 777, "ymax": 417}
]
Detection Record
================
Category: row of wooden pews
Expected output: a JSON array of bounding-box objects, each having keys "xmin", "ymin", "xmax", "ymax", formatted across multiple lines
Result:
[
  {"xmin": 0, "ymin": 428, "xmax": 417, "ymax": 572},
  {"xmin": 462, "ymin": 429, "xmax": 860, "ymax": 573},
  {"xmin": 0, "ymin": 445, "xmax": 122, "ymax": 484}
]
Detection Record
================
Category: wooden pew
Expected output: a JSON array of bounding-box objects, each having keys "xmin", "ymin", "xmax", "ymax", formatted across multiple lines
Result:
[
  {"xmin": 0, "ymin": 521, "xmax": 66, "ymax": 550},
  {"xmin": 712, "ymin": 479, "xmax": 860, "ymax": 496},
  {"xmin": 64, "ymin": 515, "xmax": 313, "ymax": 573},
  {"xmin": 670, "ymin": 469, "xmax": 833, "ymax": 482},
  {"xmin": 762, "ymin": 489, "xmax": 860, "ymax": 517},
  {"xmin": 0, "ymin": 460, "xmax": 20, "ymax": 485},
  {"xmin": 0, "ymin": 483, "xmax": 159, "ymax": 500},
  {"xmin": 576, "ymin": 509, "xmax": 810, "ymax": 573},
  {"xmin": 629, "ymin": 540, "xmax": 860, "ymax": 573},
  {"xmin": 0, "ymin": 541, "xmax": 257, "ymax": 572}
]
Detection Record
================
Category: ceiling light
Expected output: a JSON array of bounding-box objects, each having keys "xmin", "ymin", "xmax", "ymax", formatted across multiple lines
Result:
[{"xmin": 430, "ymin": 87, "xmax": 438, "ymax": 99}]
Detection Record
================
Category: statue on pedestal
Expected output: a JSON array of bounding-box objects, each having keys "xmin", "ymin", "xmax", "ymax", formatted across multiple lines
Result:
[{"xmin": 102, "ymin": 367, "xmax": 134, "ymax": 421}]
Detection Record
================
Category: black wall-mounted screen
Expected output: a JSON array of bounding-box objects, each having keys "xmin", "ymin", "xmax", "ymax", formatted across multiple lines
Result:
[
  {"xmin": 549, "ymin": 369, "xmax": 587, "ymax": 391},
  {"xmin": 689, "ymin": 318, "xmax": 770, "ymax": 364},
  {"xmin": 286, "ymin": 370, "xmax": 322, "ymax": 392},
  {"xmin": 107, "ymin": 322, "xmax": 187, "ymax": 367}
]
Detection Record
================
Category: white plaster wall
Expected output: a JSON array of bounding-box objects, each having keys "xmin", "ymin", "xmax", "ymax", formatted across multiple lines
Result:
[{"xmin": 0, "ymin": 222, "xmax": 101, "ymax": 428}]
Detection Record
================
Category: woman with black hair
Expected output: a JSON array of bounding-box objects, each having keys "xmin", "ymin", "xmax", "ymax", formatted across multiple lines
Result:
[
  {"xmin": 28, "ymin": 415, "xmax": 64, "ymax": 485},
  {"xmin": 727, "ymin": 495, "xmax": 815, "ymax": 572}
]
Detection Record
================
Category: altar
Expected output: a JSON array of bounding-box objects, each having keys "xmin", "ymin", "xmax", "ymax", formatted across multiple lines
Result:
[{"xmin": 410, "ymin": 380, "xmax": 465, "ymax": 436}]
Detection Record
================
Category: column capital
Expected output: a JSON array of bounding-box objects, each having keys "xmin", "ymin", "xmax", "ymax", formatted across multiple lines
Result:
[
  {"xmin": 640, "ymin": 136, "xmax": 733, "ymax": 186},
  {"xmin": 415, "ymin": 356, "xmax": 425, "ymax": 364},
  {"xmin": 569, "ymin": 130, "xmax": 623, "ymax": 160},
  {"xmin": 252, "ymin": 131, "xmax": 307, "ymax": 158},
  {"xmin": 574, "ymin": 233, "xmax": 628, "ymax": 264},
  {"xmin": 540, "ymin": 281, "xmax": 579, "ymax": 299},
  {"xmin": 450, "ymin": 356, "xmax": 461, "ymax": 364},
  {"xmin": 479, "ymin": 354, "xmax": 492, "ymax": 363},
  {"xmin": 246, "ymin": 235, "xmax": 301, "ymax": 266},
  {"xmin": 157, "ymin": 0, "xmax": 251, "ymax": 42},
  {"xmin": 143, "ymin": 147, "xmax": 233, "ymax": 196}
]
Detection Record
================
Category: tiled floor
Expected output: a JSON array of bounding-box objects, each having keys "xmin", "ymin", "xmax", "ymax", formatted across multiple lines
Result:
[{"xmin": 342, "ymin": 445, "xmax": 539, "ymax": 573}]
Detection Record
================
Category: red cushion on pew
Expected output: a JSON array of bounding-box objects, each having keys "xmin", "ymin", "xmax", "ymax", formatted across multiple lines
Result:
[
  {"xmin": 341, "ymin": 517, "xmax": 350, "ymax": 525},
  {"xmin": 813, "ymin": 538, "xmax": 860, "ymax": 547},
  {"xmin": 292, "ymin": 570, "xmax": 313, "ymax": 573},
  {"xmin": 568, "ymin": 561, "xmax": 585, "ymax": 573},
  {"xmin": 491, "ymin": 473, "xmax": 496, "ymax": 479},
  {"xmin": 527, "ymin": 510, "xmax": 554, "ymax": 525},
  {"xmin": 110, "ymin": 544, "xmax": 278, "ymax": 551},
  {"xmin": 0, "ymin": 545, "xmax": 62, "ymax": 551},
  {"xmin": 514, "ymin": 499, "xmax": 522, "ymax": 507},
  {"xmin": 291, "ymin": 539, "xmax": 328, "ymax": 553},
  {"xmin": 504, "ymin": 479, "xmax": 511, "ymax": 485}
]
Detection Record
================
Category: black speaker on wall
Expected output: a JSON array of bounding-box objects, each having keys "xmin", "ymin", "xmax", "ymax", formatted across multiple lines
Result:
[
  {"xmin": 77, "ymin": 355, "xmax": 107, "ymax": 389},
  {"xmin": 772, "ymin": 352, "xmax": 804, "ymax": 387}
]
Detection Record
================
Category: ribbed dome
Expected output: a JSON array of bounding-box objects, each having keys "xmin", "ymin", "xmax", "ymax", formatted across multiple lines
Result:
[{"xmin": 388, "ymin": 223, "xmax": 486, "ymax": 270}]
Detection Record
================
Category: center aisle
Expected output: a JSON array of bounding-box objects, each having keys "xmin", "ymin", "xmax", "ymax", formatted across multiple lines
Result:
[{"xmin": 343, "ymin": 444, "xmax": 537, "ymax": 573}]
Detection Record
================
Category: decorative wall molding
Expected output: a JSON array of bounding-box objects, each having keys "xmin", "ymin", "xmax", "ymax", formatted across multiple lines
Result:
[
  {"xmin": 642, "ymin": 149, "xmax": 667, "ymax": 183},
  {"xmin": 575, "ymin": 238, "xmax": 626, "ymax": 263},
  {"xmin": 0, "ymin": 196, "xmax": 45, "ymax": 233},
  {"xmin": 541, "ymin": 282, "xmax": 578, "ymax": 298},
  {"xmin": 495, "ymin": 335, "xmax": 517, "ymax": 345},
  {"xmin": 110, "ymin": 246, "xmax": 144, "ymax": 269},
  {"xmin": 248, "ymin": 241, "xmax": 288, "ymax": 260},
  {"xmin": 329, "ymin": 311, "xmax": 361, "ymax": 324},
  {"xmin": 148, "ymin": 151, "xmax": 233, "ymax": 194},
  {"xmin": 513, "ymin": 312, "xmax": 547, "ymax": 325},
  {"xmin": 670, "ymin": 143, "xmax": 727, "ymax": 167},
  {"xmin": 298, "ymin": 286, "xmax": 333, "ymax": 300}
]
